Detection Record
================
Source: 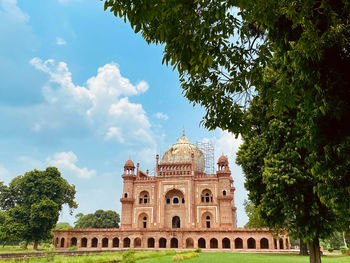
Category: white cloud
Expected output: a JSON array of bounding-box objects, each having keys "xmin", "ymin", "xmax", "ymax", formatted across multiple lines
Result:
[
  {"xmin": 29, "ymin": 58, "xmax": 155, "ymax": 147},
  {"xmin": 155, "ymin": 112, "xmax": 168, "ymax": 120},
  {"xmin": 212, "ymin": 130, "xmax": 243, "ymax": 161},
  {"xmin": 105, "ymin": 127, "xmax": 124, "ymax": 143},
  {"xmin": 56, "ymin": 37, "xmax": 67, "ymax": 46},
  {"xmin": 46, "ymin": 151, "xmax": 96, "ymax": 179},
  {"xmin": 1, "ymin": 0, "xmax": 29, "ymax": 23}
]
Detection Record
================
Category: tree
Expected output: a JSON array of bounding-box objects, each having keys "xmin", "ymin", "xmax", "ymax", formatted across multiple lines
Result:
[
  {"xmin": 0, "ymin": 167, "xmax": 77, "ymax": 249},
  {"xmin": 243, "ymin": 200, "xmax": 267, "ymax": 228},
  {"xmin": 55, "ymin": 222, "xmax": 73, "ymax": 230},
  {"xmin": 103, "ymin": 1, "xmax": 350, "ymax": 262},
  {"xmin": 236, "ymin": 95, "xmax": 348, "ymax": 262},
  {"xmin": 74, "ymin": 210, "xmax": 120, "ymax": 229},
  {"xmin": 104, "ymin": 0, "xmax": 350, "ymax": 260},
  {"xmin": 321, "ymin": 232, "xmax": 344, "ymax": 250}
]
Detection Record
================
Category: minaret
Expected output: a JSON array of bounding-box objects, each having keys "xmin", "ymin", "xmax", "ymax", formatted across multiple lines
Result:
[
  {"xmin": 216, "ymin": 155, "xmax": 236, "ymax": 228},
  {"xmin": 120, "ymin": 159, "xmax": 135, "ymax": 229}
]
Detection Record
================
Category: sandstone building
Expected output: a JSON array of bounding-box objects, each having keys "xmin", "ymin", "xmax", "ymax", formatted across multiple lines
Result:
[{"xmin": 53, "ymin": 132, "xmax": 289, "ymax": 250}]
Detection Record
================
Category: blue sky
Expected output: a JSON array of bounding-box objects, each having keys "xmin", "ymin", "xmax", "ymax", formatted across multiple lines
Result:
[{"xmin": 0, "ymin": 0, "xmax": 248, "ymax": 226}]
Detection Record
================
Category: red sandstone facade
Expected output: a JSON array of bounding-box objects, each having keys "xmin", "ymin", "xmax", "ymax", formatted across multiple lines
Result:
[{"xmin": 53, "ymin": 132, "xmax": 289, "ymax": 250}]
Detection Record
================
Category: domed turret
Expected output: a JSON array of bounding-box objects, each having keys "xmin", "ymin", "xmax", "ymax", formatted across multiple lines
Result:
[
  {"xmin": 161, "ymin": 129, "xmax": 205, "ymax": 173},
  {"xmin": 218, "ymin": 155, "xmax": 229, "ymax": 171},
  {"xmin": 124, "ymin": 159, "xmax": 135, "ymax": 174}
]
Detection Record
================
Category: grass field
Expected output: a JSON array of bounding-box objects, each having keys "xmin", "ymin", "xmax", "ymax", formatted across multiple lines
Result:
[
  {"xmin": 0, "ymin": 250, "xmax": 348, "ymax": 263},
  {"xmin": 139, "ymin": 252, "xmax": 350, "ymax": 263}
]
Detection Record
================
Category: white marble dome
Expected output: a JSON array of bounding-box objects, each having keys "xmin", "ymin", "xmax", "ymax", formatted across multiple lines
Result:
[{"xmin": 161, "ymin": 131, "xmax": 205, "ymax": 173}]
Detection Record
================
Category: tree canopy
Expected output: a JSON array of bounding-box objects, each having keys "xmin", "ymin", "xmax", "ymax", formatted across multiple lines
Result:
[
  {"xmin": 103, "ymin": 1, "xmax": 350, "ymax": 262},
  {"xmin": 236, "ymin": 95, "xmax": 347, "ymax": 262},
  {"xmin": 74, "ymin": 210, "xmax": 120, "ymax": 229},
  {"xmin": 0, "ymin": 167, "xmax": 77, "ymax": 249},
  {"xmin": 55, "ymin": 222, "xmax": 73, "ymax": 230}
]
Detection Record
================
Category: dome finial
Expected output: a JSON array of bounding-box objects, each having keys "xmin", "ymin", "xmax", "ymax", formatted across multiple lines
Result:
[{"xmin": 182, "ymin": 127, "xmax": 185, "ymax": 137}]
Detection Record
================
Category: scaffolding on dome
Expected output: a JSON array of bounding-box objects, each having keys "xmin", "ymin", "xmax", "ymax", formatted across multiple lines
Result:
[{"xmin": 196, "ymin": 141, "xmax": 215, "ymax": 174}]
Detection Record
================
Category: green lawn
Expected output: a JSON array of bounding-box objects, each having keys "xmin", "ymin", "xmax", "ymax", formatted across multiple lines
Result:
[
  {"xmin": 0, "ymin": 246, "xmax": 39, "ymax": 253},
  {"xmin": 139, "ymin": 252, "xmax": 349, "ymax": 263},
  {"xmin": 0, "ymin": 250, "xmax": 349, "ymax": 263}
]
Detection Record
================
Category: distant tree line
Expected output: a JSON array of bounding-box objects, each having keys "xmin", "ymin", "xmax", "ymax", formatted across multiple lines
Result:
[{"xmin": 56, "ymin": 210, "xmax": 120, "ymax": 230}]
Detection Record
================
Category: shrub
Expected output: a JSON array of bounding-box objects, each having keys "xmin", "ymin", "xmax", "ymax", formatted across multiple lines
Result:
[
  {"xmin": 328, "ymin": 248, "xmax": 334, "ymax": 252},
  {"xmin": 194, "ymin": 247, "xmax": 202, "ymax": 253},
  {"xmin": 173, "ymin": 254, "xmax": 184, "ymax": 261},
  {"xmin": 123, "ymin": 249, "xmax": 136, "ymax": 263},
  {"xmin": 172, "ymin": 252, "xmax": 199, "ymax": 261},
  {"xmin": 68, "ymin": 245, "xmax": 78, "ymax": 251},
  {"xmin": 340, "ymin": 246, "xmax": 348, "ymax": 255}
]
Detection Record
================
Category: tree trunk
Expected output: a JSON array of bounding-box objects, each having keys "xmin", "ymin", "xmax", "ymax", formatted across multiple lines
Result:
[
  {"xmin": 23, "ymin": 240, "xmax": 28, "ymax": 249},
  {"xmin": 33, "ymin": 240, "xmax": 39, "ymax": 250},
  {"xmin": 308, "ymin": 239, "xmax": 321, "ymax": 263},
  {"xmin": 343, "ymin": 232, "xmax": 348, "ymax": 248},
  {"xmin": 300, "ymin": 240, "xmax": 308, "ymax": 255}
]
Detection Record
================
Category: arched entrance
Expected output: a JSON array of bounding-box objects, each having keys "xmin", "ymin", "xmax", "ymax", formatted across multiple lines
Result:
[
  {"xmin": 60, "ymin": 238, "xmax": 65, "ymax": 248},
  {"xmin": 123, "ymin": 237, "xmax": 130, "ymax": 248},
  {"xmin": 148, "ymin": 238, "xmax": 155, "ymax": 248},
  {"xmin": 138, "ymin": 213, "xmax": 149, "ymax": 229},
  {"xmin": 134, "ymin": 237, "xmax": 141, "ymax": 248},
  {"xmin": 222, "ymin": 238, "xmax": 230, "ymax": 249},
  {"xmin": 81, "ymin": 238, "xmax": 87, "ymax": 248},
  {"xmin": 102, "ymin": 238, "xmax": 108, "ymax": 248},
  {"xmin": 171, "ymin": 238, "xmax": 178, "ymax": 248},
  {"xmin": 247, "ymin": 238, "xmax": 256, "ymax": 249},
  {"xmin": 279, "ymin": 239, "xmax": 284, "ymax": 249},
  {"xmin": 210, "ymin": 238, "xmax": 218, "ymax": 248},
  {"xmin": 91, "ymin": 237, "xmax": 98, "ymax": 248},
  {"xmin": 186, "ymin": 238, "xmax": 194, "ymax": 248},
  {"xmin": 113, "ymin": 237, "xmax": 119, "ymax": 248},
  {"xmin": 198, "ymin": 238, "xmax": 206, "ymax": 248},
  {"xmin": 70, "ymin": 237, "xmax": 77, "ymax": 247},
  {"xmin": 172, "ymin": 216, "xmax": 180, "ymax": 228},
  {"xmin": 159, "ymin": 238, "xmax": 167, "ymax": 248},
  {"xmin": 260, "ymin": 238, "xmax": 269, "ymax": 249},
  {"xmin": 234, "ymin": 238, "xmax": 243, "ymax": 249},
  {"xmin": 201, "ymin": 212, "xmax": 213, "ymax": 228}
]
